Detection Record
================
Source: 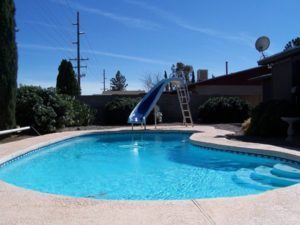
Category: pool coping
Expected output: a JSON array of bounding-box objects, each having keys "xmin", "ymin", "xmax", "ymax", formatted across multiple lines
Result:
[
  {"xmin": 1, "ymin": 129, "xmax": 299, "ymax": 169},
  {"xmin": 0, "ymin": 125, "xmax": 299, "ymax": 225},
  {"xmin": 189, "ymin": 135, "xmax": 300, "ymax": 163},
  {"xmin": 0, "ymin": 129, "xmax": 196, "ymax": 166}
]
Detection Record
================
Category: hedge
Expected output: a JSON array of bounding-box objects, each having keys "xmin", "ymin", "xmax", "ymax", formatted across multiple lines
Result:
[
  {"xmin": 198, "ymin": 97, "xmax": 251, "ymax": 123},
  {"xmin": 16, "ymin": 86, "xmax": 96, "ymax": 133}
]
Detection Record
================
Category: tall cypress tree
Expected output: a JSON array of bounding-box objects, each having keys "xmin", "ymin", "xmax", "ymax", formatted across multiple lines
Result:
[
  {"xmin": 0, "ymin": 0, "xmax": 18, "ymax": 129},
  {"xmin": 56, "ymin": 59, "xmax": 80, "ymax": 96}
]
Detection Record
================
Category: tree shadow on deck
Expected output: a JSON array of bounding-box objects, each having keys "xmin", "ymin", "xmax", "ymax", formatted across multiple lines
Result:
[
  {"xmin": 226, "ymin": 133, "xmax": 300, "ymax": 152},
  {"xmin": 210, "ymin": 123, "xmax": 300, "ymax": 151}
]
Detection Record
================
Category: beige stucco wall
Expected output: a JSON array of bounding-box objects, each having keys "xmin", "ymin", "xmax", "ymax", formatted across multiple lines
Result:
[
  {"xmin": 193, "ymin": 85, "xmax": 262, "ymax": 96},
  {"xmin": 77, "ymin": 85, "xmax": 263, "ymax": 124},
  {"xmin": 192, "ymin": 85, "xmax": 263, "ymax": 106}
]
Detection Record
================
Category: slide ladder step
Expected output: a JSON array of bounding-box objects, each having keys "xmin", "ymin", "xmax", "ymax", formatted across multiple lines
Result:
[{"xmin": 176, "ymin": 84, "xmax": 193, "ymax": 126}]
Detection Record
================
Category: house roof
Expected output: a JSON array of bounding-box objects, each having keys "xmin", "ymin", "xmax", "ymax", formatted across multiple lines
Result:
[
  {"xmin": 102, "ymin": 90, "xmax": 145, "ymax": 96},
  {"xmin": 248, "ymin": 73, "xmax": 272, "ymax": 81},
  {"xmin": 258, "ymin": 46, "xmax": 300, "ymax": 65},
  {"xmin": 189, "ymin": 66, "xmax": 270, "ymax": 88}
]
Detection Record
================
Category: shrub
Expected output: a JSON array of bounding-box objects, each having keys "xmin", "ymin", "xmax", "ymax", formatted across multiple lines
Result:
[
  {"xmin": 246, "ymin": 100, "xmax": 295, "ymax": 137},
  {"xmin": 72, "ymin": 100, "xmax": 96, "ymax": 126},
  {"xmin": 198, "ymin": 97, "xmax": 251, "ymax": 123},
  {"xmin": 16, "ymin": 86, "xmax": 96, "ymax": 133},
  {"xmin": 104, "ymin": 97, "xmax": 140, "ymax": 125}
]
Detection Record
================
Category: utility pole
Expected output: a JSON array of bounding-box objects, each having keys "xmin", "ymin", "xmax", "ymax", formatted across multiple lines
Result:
[
  {"xmin": 70, "ymin": 11, "xmax": 88, "ymax": 94},
  {"xmin": 103, "ymin": 69, "xmax": 107, "ymax": 92},
  {"xmin": 225, "ymin": 61, "xmax": 229, "ymax": 75}
]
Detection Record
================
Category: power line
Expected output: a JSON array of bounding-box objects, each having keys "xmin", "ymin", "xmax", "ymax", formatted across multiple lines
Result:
[
  {"xmin": 62, "ymin": 0, "xmax": 95, "ymax": 76},
  {"xmin": 33, "ymin": 0, "xmax": 72, "ymax": 47},
  {"xmin": 82, "ymin": 36, "xmax": 100, "ymax": 75},
  {"xmin": 58, "ymin": 0, "xmax": 104, "ymax": 85},
  {"xmin": 65, "ymin": 0, "xmax": 77, "ymax": 21},
  {"xmin": 23, "ymin": 4, "xmax": 71, "ymax": 57}
]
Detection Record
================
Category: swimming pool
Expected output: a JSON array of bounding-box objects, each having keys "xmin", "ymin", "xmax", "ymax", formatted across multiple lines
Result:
[{"xmin": 0, "ymin": 131, "xmax": 299, "ymax": 200}]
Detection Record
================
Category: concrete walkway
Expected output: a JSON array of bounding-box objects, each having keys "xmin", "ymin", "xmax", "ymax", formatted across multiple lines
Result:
[{"xmin": 0, "ymin": 125, "xmax": 299, "ymax": 225}]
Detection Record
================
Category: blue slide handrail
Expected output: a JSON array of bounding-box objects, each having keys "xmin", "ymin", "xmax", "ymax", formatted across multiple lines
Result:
[{"xmin": 128, "ymin": 77, "xmax": 183, "ymax": 124}]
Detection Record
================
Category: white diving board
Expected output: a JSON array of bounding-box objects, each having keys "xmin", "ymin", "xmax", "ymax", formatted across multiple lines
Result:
[{"xmin": 0, "ymin": 126, "xmax": 31, "ymax": 136}]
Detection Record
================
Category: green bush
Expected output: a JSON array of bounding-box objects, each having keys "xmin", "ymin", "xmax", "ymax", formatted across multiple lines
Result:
[
  {"xmin": 246, "ymin": 100, "xmax": 295, "ymax": 137},
  {"xmin": 16, "ymin": 86, "xmax": 96, "ymax": 133},
  {"xmin": 104, "ymin": 97, "xmax": 140, "ymax": 125},
  {"xmin": 198, "ymin": 97, "xmax": 251, "ymax": 123},
  {"xmin": 72, "ymin": 100, "xmax": 96, "ymax": 126}
]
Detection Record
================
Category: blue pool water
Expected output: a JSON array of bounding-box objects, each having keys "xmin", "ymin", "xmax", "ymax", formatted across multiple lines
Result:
[{"xmin": 0, "ymin": 132, "xmax": 299, "ymax": 200}]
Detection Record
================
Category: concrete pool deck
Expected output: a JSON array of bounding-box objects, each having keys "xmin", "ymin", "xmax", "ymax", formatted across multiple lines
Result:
[{"xmin": 0, "ymin": 125, "xmax": 299, "ymax": 225}]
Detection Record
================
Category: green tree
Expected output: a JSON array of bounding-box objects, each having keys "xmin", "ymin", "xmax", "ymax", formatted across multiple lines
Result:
[
  {"xmin": 56, "ymin": 59, "xmax": 80, "ymax": 96},
  {"xmin": 191, "ymin": 70, "xmax": 195, "ymax": 83},
  {"xmin": 0, "ymin": 0, "xmax": 18, "ymax": 129},
  {"xmin": 174, "ymin": 62, "xmax": 193, "ymax": 82},
  {"xmin": 110, "ymin": 70, "xmax": 128, "ymax": 91},
  {"xmin": 284, "ymin": 37, "xmax": 300, "ymax": 51},
  {"xmin": 175, "ymin": 62, "xmax": 185, "ymax": 77},
  {"xmin": 142, "ymin": 73, "xmax": 161, "ymax": 91},
  {"xmin": 183, "ymin": 65, "xmax": 193, "ymax": 82}
]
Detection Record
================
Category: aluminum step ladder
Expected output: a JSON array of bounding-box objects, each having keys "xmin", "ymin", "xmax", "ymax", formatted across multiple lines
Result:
[{"xmin": 176, "ymin": 84, "xmax": 193, "ymax": 126}]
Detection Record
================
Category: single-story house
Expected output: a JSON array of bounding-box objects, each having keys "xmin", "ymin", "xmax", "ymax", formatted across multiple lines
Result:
[
  {"xmin": 188, "ymin": 66, "xmax": 271, "ymax": 106},
  {"xmin": 256, "ymin": 46, "xmax": 300, "ymax": 103},
  {"xmin": 102, "ymin": 90, "xmax": 145, "ymax": 96}
]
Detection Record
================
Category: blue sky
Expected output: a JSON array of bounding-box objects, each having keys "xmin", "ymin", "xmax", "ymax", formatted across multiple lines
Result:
[{"xmin": 15, "ymin": 0, "xmax": 300, "ymax": 94}]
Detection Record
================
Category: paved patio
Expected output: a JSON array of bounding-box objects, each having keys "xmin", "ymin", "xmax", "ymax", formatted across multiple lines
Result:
[{"xmin": 0, "ymin": 125, "xmax": 299, "ymax": 225}]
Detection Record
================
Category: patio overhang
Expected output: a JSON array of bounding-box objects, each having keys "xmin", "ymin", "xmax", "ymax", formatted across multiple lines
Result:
[{"xmin": 248, "ymin": 73, "xmax": 272, "ymax": 81}]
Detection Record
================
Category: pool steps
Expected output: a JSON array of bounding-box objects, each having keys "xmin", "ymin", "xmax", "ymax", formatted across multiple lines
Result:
[
  {"xmin": 272, "ymin": 163, "xmax": 300, "ymax": 179},
  {"xmin": 233, "ymin": 169, "xmax": 274, "ymax": 190},
  {"xmin": 252, "ymin": 166, "xmax": 300, "ymax": 186},
  {"xmin": 234, "ymin": 163, "xmax": 300, "ymax": 189}
]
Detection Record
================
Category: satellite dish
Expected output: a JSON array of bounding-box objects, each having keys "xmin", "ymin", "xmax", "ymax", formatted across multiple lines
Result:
[{"xmin": 255, "ymin": 36, "xmax": 270, "ymax": 58}]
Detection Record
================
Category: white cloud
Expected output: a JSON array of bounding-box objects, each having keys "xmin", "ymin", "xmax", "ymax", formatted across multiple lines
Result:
[
  {"xmin": 19, "ymin": 80, "xmax": 55, "ymax": 88},
  {"xmin": 86, "ymin": 49, "xmax": 171, "ymax": 65},
  {"xmin": 50, "ymin": 0, "xmax": 160, "ymax": 30},
  {"xmin": 77, "ymin": 80, "xmax": 144, "ymax": 95},
  {"xmin": 18, "ymin": 43, "xmax": 73, "ymax": 52},
  {"xmin": 126, "ymin": 0, "xmax": 255, "ymax": 46},
  {"xmin": 23, "ymin": 20, "xmax": 73, "ymax": 32},
  {"xmin": 18, "ymin": 43, "xmax": 171, "ymax": 65},
  {"xmin": 80, "ymin": 81, "xmax": 102, "ymax": 95}
]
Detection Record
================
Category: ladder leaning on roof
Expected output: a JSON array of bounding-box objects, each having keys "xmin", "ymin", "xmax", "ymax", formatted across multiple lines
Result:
[{"xmin": 176, "ymin": 82, "xmax": 193, "ymax": 127}]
